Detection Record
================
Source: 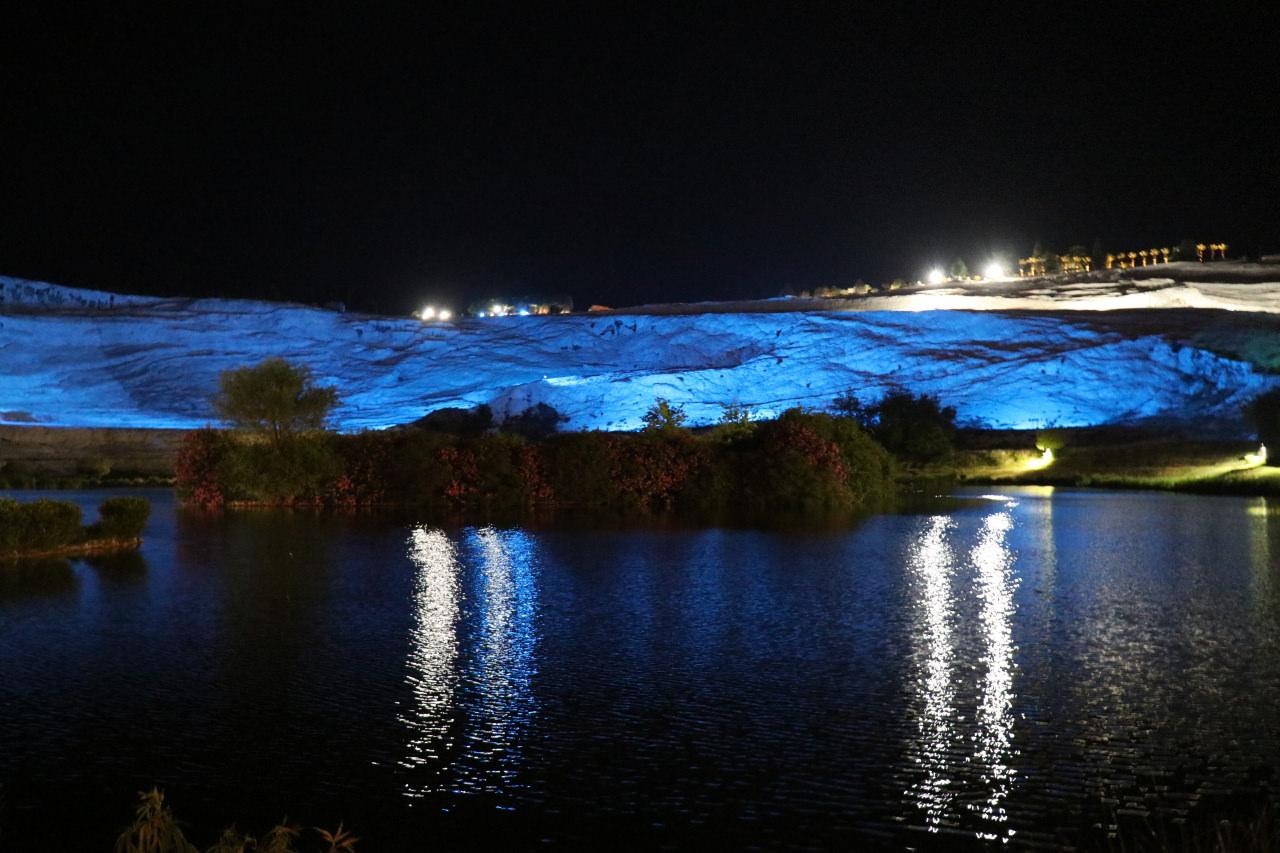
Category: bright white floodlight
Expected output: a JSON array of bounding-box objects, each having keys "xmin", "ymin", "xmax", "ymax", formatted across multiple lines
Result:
[
  {"xmin": 437, "ymin": 309, "xmax": 452, "ymax": 321},
  {"xmin": 419, "ymin": 305, "xmax": 436, "ymax": 320},
  {"xmin": 926, "ymin": 268, "xmax": 946, "ymax": 285},
  {"xmin": 983, "ymin": 261, "xmax": 1007, "ymax": 280}
]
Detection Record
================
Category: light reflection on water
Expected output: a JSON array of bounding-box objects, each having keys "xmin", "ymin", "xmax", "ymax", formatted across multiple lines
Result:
[
  {"xmin": 905, "ymin": 515, "xmax": 957, "ymax": 829},
  {"xmin": 400, "ymin": 526, "xmax": 540, "ymax": 802},
  {"xmin": 400, "ymin": 528, "xmax": 461, "ymax": 788},
  {"xmin": 457, "ymin": 527, "xmax": 539, "ymax": 795},
  {"xmin": 970, "ymin": 508, "xmax": 1017, "ymax": 841},
  {"xmin": 905, "ymin": 502, "xmax": 1020, "ymax": 843},
  {"xmin": 8, "ymin": 488, "xmax": 1280, "ymax": 848}
]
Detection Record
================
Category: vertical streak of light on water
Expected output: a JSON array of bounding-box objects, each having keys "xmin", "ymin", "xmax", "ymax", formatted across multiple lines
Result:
[
  {"xmin": 970, "ymin": 507, "xmax": 1018, "ymax": 842},
  {"xmin": 457, "ymin": 526, "xmax": 540, "ymax": 796},
  {"xmin": 906, "ymin": 515, "xmax": 957, "ymax": 830},
  {"xmin": 400, "ymin": 527, "xmax": 462, "ymax": 797}
]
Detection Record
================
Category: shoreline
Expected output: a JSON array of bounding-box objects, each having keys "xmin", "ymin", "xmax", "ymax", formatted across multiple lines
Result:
[{"xmin": 1, "ymin": 536, "xmax": 143, "ymax": 561}]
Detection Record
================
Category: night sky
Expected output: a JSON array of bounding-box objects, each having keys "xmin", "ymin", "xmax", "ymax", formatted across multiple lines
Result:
[{"xmin": 2, "ymin": 5, "xmax": 1277, "ymax": 314}]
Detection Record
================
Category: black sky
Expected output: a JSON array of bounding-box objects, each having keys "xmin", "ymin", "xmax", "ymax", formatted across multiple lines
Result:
[{"xmin": 2, "ymin": 4, "xmax": 1278, "ymax": 313}]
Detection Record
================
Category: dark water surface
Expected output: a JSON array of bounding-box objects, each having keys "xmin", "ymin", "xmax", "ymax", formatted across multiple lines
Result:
[{"xmin": 2, "ymin": 487, "xmax": 1280, "ymax": 850}]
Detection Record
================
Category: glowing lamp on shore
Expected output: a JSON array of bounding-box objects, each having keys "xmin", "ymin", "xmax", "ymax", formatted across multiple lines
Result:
[
  {"xmin": 1245, "ymin": 444, "xmax": 1268, "ymax": 467},
  {"xmin": 1024, "ymin": 447, "xmax": 1054, "ymax": 471},
  {"xmin": 419, "ymin": 305, "xmax": 436, "ymax": 320},
  {"xmin": 437, "ymin": 309, "xmax": 452, "ymax": 321},
  {"xmin": 983, "ymin": 260, "xmax": 1007, "ymax": 280},
  {"xmin": 926, "ymin": 268, "xmax": 946, "ymax": 285}
]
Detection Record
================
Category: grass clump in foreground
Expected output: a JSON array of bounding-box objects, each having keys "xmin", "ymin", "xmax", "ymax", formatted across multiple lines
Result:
[
  {"xmin": 116, "ymin": 788, "xmax": 358, "ymax": 853},
  {"xmin": 0, "ymin": 496, "xmax": 150, "ymax": 558}
]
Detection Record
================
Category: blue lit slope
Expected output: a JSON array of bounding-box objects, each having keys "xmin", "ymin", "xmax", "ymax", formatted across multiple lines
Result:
[{"xmin": 1, "ymin": 275, "xmax": 1276, "ymax": 431}]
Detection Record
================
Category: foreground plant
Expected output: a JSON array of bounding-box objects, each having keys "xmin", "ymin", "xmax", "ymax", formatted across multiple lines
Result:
[
  {"xmin": 115, "ymin": 791, "xmax": 359, "ymax": 852},
  {"xmin": 115, "ymin": 788, "xmax": 197, "ymax": 853}
]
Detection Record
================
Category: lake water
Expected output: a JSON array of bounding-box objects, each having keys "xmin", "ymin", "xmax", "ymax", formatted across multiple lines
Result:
[{"xmin": 2, "ymin": 487, "xmax": 1280, "ymax": 850}]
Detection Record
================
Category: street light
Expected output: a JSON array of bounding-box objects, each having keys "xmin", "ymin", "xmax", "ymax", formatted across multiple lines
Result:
[{"xmin": 926, "ymin": 268, "xmax": 946, "ymax": 285}]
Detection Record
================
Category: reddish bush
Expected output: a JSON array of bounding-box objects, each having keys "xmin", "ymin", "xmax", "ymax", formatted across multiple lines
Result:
[
  {"xmin": 334, "ymin": 431, "xmax": 394, "ymax": 505},
  {"xmin": 610, "ymin": 433, "xmax": 704, "ymax": 510},
  {"xmin": 518, "ymin": 445, "xmax": 554, "ymax": 503},
  {"xmin": 438, "ymin": 444, "xmax": 480, "ymax": 503},
  {"xmin": 174, "ymin": 428, "xmax": 230, "ymax": 510}
]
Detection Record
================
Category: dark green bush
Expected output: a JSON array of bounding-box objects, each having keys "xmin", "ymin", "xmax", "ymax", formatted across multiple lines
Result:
[
  {"xmin": 0, "ymin": 498, "xmax": 23, "ymax": 551},
  {"xmin": 90, "ymin": 497, "xmax": 151, "ymax": 540},
  {"xmin": 0, "ymin": 498, "xmax": 84, "ymax": 553},
  {"xmin": 541, "ymin": 431, "xmax": 617, "ymax": 508},
  {"xmin": 19, "ymin": 499, "xmax": 83, "ymax": 550},
  {"xmin": 219, "ymin": 433, "xmax": 344, "ymax": 503}
]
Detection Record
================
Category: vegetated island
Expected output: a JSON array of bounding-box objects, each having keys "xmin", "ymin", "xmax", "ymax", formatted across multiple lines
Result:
[{"xmin": 0, "ymin": 495, "xmax": 150, "ymax": 560}]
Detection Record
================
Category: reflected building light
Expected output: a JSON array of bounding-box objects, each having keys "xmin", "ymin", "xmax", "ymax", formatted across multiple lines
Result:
[
  {"xmin": 906, "ymin": 515, "xmax": 958, "ymax": 830},
  {"xmin": 400, "ymin": 527, "xmax": 462, "ymax": 795},
  {"xmin": 969, "ymin": 510, "xmax": 1019, "ymax": 842}
]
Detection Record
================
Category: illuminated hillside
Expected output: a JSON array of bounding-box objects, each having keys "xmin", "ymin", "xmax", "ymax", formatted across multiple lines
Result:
[{"xmin": 2, "ymin": 266, "xmax": 1279, "ymax": 432}]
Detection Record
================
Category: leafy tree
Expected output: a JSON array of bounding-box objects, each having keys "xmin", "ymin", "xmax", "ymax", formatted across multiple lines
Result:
[
  {"xmin": 711, "ymin": 401, "xmax": 755, "ymax": 443},
  {"xmin": 214, "ymin": 358, "xmax": 338, "ymax": 445},
  {"xmin": 641, "ymin": 398, "xmax": 687, "ymax": 432},
  {"xmin": 832, "ymin": 389, "xmax": 864, "ymax": 420},
  {"xmin": 864, "ymin": 390, "xmax": 957, "ymax": 464}
]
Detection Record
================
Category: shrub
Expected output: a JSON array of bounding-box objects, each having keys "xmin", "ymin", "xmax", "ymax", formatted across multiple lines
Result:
[
  {"xmin": 0, "ymin": 498, "xmax": 24, "ymax": 551},
  {"xmin": 175, "ymin": 428, "xmax": 232, "ymax": 509},
  {"xmin": 331, "ymin": 431, "xmax": 396, "ymax": 506},
  {"xmin": 219, "ymin": 434, "xmax": 344, "ymax": 504},
  {"xmin": 470, "ymin": 432, "xmax": 547, "ymax": 508},
  {"xmin": 865, "ymin": 390, "xmax": 957, "ymax": 464},
  {"xmin": 90, "ymin": 497, "xmax": 151, "ymax": 540},
  {"xmin": 386, "ymin": 430, "xmax": 458, "ymax": 506},
  {"xmin": 0, "ymin": 498, "xmax": 84, "ymax": 553},
  {"xmin": 20, "ymin": 499, "xmax": 84, "ymax": 550},
  {"xmin": 741, "ymin": 413, "xmax": 855, "ymax": 515},
  {"xmin": 735, "ymin": 410, "xmax": 895, "ymax": 516},
  {"xmin": 611, "ymin": 431, "xmax": 704, "ymax": 511},
  {"xmin": 540, "ymin": 431, "xmax": 617, "ymax": 508},
  {"xmin": 804, "ymin": 411, "xmax": 897, "ymax": 508}
]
